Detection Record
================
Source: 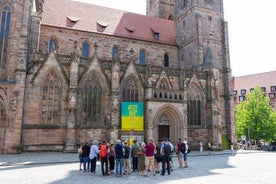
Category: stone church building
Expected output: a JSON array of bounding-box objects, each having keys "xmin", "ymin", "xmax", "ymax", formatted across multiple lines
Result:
[{"xmin": 0, "ymin": 0, "xmax": 235, "ymax": 153}]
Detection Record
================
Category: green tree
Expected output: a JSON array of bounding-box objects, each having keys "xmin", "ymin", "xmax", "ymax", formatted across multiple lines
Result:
[{"xmin": 236, "ymin": 86, "xmax": 276, "ymax": 142}]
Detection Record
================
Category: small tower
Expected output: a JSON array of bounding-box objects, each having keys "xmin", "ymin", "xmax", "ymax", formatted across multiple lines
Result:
[
  {"xmin": 146, "ymin": 0, "xmax": 174, "ymax": 20},
  {"xmin": 174, "ymin": 0, "xmax": 224, "ymax": 69}
]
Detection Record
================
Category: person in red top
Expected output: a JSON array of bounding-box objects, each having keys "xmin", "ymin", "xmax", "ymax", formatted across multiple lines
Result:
[{"xmin": 144, "ymin": 138, "xmax": 156, "ymax": 176}]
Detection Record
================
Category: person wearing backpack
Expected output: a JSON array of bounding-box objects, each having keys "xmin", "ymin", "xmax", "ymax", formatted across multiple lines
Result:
[
  {"xmin": 123, "ymin": 141, "xmax": 131, "ymax": 175},
  {"xmin": 160, "ymin": 138, "xmax": 171, "ymax": 175},
  {"xmin": 182, "ymin": 140, "xmax": 189, "ymax": 168},
  {"xmin": 99, "ymin": 140, "xmax": 109, "ymax": 176}
]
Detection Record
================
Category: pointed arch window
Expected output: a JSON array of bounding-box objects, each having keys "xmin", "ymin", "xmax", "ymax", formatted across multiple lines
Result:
[
  {"xmin": 112, "ymin": 46, "xmax": 119, "ymax": 60},
  {"xmin": 82, "ymin": 74, "xmax": 102, "ymax": 124},
  {"xmin": 0, "ymin": 100, "xmax": 7, "ymax": 128},
  {"xmin": 159, "ymin": 79, "xmax": 169, "ymax": 90},
  {"xmin": 122, "ymin": 77, "xmax": 138, "ymax": 102},
  {"xmin": 139, "ymin": 50, "xmax": 146, "ymax": 64},
  {"xmin": 187, "ymin": 100, "xmax": 202, "ymax": 126},
  {"xmin": 0, "ymin": 5, "xmax": 11, "ymax": 80},
  {"xmin": 82, "ymin": 42, "xmax": 90, "ymax": 57},
  {"xmin": 41, "ymin": 71, "xmax": 61, "ymax": 125},
  {"xmin": 48, "ymin": 37, "xmax": 57, "ymax": 52},
  {"xmin": 164, "ymin": 53, "xmax": 169, "ymax": 67}
]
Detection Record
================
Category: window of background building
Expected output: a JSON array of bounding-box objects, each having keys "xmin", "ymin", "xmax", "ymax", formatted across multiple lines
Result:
[
  {"xmin": 241, "ymin": 89, "xmax": 246, "ymax": 95},
  {"xmin": 239, "ymin": 96, "xmax": 245, "ymax": 102},
  {"xmin": 269, "ymin": 93, "xmax": 275, "ymax": 99},
  {"xmin": 271, "ymin": 86, "xmax": 276, "ymax": 92},
  {"xmin": 261, "ymin": 87, "xmax": 266, "ymax": 92}
]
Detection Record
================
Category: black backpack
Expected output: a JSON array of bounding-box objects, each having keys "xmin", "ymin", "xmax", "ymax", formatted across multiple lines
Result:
[
  {"xmin": 164, "ymin": 143, "xmax": 171, "ymax": 156},
  {"xmin": 181, "ymin": 143, "xmax": 185, "ymax": 153}
]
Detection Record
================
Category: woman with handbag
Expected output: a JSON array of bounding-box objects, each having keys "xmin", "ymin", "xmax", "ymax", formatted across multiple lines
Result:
[{"xmin": 137, "ymin": 142, "xmax": 146, "ymax": 176}]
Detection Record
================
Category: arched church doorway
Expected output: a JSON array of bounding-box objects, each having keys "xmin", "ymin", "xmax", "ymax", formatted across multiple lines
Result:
[
  {"xmin": 152, "ymin": 105, "xmax": 183, "ymax": 144},
  {"xmin": 158, "ymin": 125, "xmax": 169, "ymax": 141}
]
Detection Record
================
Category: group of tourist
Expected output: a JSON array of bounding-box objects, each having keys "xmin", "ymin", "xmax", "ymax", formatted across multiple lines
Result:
[{"xmin": 78, "ymin": 137, "xmax": 190, "ymax": 177}]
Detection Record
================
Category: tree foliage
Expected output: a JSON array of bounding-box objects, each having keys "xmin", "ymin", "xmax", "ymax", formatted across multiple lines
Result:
[{"xmin": 235, "ymin": 86, "xmax": 276, "ymax": 142}]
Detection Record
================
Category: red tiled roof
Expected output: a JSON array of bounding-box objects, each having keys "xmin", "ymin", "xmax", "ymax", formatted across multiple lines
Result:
[{"xmin": 42, "ymin": 0, "xmax": 176, "ymax": 45}]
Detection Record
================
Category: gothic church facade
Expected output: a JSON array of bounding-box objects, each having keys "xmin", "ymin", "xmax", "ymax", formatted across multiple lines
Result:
[{"xmin": 0, "ymin": 0, "xmax": 235, "ymax": 153}]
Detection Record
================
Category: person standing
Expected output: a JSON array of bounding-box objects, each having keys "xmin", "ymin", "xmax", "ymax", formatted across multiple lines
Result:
[
  {"xmin": 89, "ymin": 140, "xmax": 99, "ymax": 173},
  {"xmin": 130, "ymin": 139, "xmax": 139, "ymax": 172},
  {"xmin": 109, "ymin": 143, "xmax": 115, "ymax": 174},
  {"xmin": 199, "ymin": 141, "xmax": 204, "ymax": 152},
  {"xmin": 160, "ymin": 138, "xmax": 171, "ymax": 176},
  {"xmin": 230, "ymin": 142, "xmax": 234, "ymax": 155},
  {"xmin": 176, "ymin": 138, "xmax": 183, "ymax": 168},
  {"xmin": 137, "ymin": 142, "xmax": 146, "ymax": 176},
  {"xmin": 154, "ymin": 140, "xmax": 162, "ymax": 174},
  {"xmin": 78, "ymin": 145, "xmax": 84, "ymax": 170},
  {"xmin": 182, "ymin": 140, "xmax": 189, "ymax": 168},
  {"xmin": 115, "ymin": 139, "xmax": 124, "ymax": 177},
  {"xmin": 81, "ymin": 141, "xmax": 91, "ymax": 172},
  {"xmin": 123, "ymin": 141, "xmax": 131, "ymax": 175},
  {"xmin": 144, "ymin": 138, "xmax": 156, "ymax": 176},
  {"xmin": 207, "ymin": 142, "xmax": 212, "ymax": 155},
  {"xmin": 99, "ymin": 140, "xmax": 109, "ymax": 176}
]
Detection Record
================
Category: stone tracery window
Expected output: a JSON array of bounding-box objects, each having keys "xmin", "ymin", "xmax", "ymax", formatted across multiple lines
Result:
[
  {"xmin": 187, "ymin": 100, "xmax": 201, "ymax": 126},
  {"xmin": 159, "ymin": 78, "xmax": 169, "ymax": 90},
  {"xmin": 122, "ymin": 76, "xmax": 138, "ymax": 102},
  {"xmin": 0, "ymin": 3, "xmax": 11, "ymax": 80},
  {"xmin": 187, "ymin": 84, "xmax": 203, "ymax": 126},
  {"xmin": 41, "ymin": 70, "xmax": 61, "ymax": 125},
  {"xmin": 82, "ymin": 73, "xmax": 102, "ymax": 124}
]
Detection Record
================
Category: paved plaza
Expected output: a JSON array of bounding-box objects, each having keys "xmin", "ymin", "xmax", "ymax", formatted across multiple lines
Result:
[{"xmin": 0, "ymin": 150, "xmax": 275, "ymax": 184}]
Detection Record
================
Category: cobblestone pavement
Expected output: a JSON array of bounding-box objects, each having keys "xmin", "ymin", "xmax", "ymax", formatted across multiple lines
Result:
[{"xmin": 0, "ymin": 150, "xmax": 275, "ymax": 184}]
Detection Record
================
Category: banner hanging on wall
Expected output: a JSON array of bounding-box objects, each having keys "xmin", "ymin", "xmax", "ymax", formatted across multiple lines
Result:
[{"xmin": 121, "ymin": 102, "xmax": 144, "ymax": 131}]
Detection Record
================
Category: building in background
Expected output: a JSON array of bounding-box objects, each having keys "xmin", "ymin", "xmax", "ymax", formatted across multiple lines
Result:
[
  {"xmin": 0, "ymin": 0, "xmax": 235, "ymax": 153},
  {"xmin": 232, "ymin": 71, "xmax": 276, "ymax": 110}
]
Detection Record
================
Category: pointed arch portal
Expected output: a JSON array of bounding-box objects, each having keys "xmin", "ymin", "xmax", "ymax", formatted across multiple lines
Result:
[{"xmin": 153, "ymin": 105, "xmax": 182, "ymax": 143}]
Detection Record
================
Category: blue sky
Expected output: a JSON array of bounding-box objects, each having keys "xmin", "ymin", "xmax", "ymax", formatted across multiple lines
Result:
[{"xmin": 75, "ymin": 0, "xmax": 276, "ymax": 77}]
